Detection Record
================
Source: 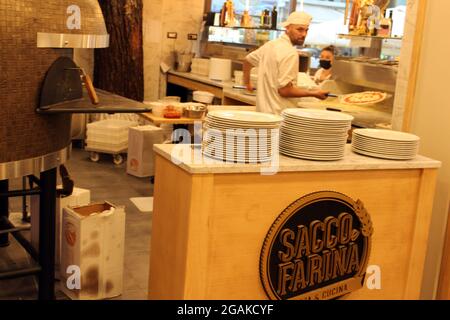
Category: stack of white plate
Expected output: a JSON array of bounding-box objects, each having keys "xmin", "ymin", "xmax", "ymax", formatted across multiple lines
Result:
[
  {"xmin": 280, "ymin": 109, "xmax": 353, "ymax": 161},
  {"xmin": 203, "ymin": 110, "xmax": 282, "ymax": 163},
  {"xmin": 352, "ymin": 129, "xmax": 420, "ymax": 160}
]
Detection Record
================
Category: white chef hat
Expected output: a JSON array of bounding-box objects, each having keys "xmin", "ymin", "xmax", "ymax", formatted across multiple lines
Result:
[{"xmin": 282, "ymin": 11, "xmax": 313, "ymax": 28}]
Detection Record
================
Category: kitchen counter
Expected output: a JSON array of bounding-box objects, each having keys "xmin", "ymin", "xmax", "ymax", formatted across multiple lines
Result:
[
  {"xmin": 297, "ymin": 99, "xmax": 393, "ymax": 129},
  {"xmin": 153, "ymin": 144, "xmax": 441, "ymax": 175},
  {"xmin": 168, "ymin": 70, "xmax": 256, "ymax": 106},
  {"xmin": 168, "ymin": 70, "xmax": 392, "ymax": 128},
  {"xmin": 148, "ymin": 142, "xmax": 441, "ymax": 300},
  {"xmin": 168, "ymin": 70, "xmax": 231, "ymax": 89}
]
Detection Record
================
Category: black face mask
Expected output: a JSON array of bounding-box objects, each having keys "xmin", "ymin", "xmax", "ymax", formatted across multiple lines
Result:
[{"xmin": 319, "ymin": 60, "xmax": 332, "ymax": 70}]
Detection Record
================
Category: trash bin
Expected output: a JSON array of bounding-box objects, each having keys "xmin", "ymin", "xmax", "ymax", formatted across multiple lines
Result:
[
  {"xmin": 60, "ymin": 202, "xmax": 126, "ymax": 300},
  {"xmin": 31, "ymin": 186, "xmax": 91, "ymax": 278}
]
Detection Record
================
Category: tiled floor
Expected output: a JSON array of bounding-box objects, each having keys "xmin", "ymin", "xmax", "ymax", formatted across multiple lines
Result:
[{"xmin": 0, "ymin": 144, "xmax": 153, "ymax": 300}]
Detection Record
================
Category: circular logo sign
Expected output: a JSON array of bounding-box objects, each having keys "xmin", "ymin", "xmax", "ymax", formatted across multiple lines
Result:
[{"xmin": 260, "ymin": 191, "xmax": 373, "ymax": 300}]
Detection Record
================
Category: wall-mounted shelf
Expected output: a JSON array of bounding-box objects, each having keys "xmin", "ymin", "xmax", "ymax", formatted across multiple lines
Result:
[
  {"xmin": 206, "ymin": 25, "xmax": 283, "ymax": 47},
  {"xmin": 208, "ymin": 25, "xmax": 285, "ymax": 32},
  {"xmin": 338, "ymin": 34, "xmax": 403, "ymax": 41}
]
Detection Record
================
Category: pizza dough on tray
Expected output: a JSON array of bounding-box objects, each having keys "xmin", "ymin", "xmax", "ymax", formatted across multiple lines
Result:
[{"xmin": 341, "ymin": 91, "xmax": 388, "ymax": 106}]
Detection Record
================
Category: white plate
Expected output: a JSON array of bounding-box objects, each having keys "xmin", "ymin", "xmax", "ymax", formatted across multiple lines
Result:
[
  {"xmin": 282, "ymin": 122, "xmax": 350, "ymax": 130},
  {"xmin": 283, "ymin": 108, "xmax": 354, "ymax": 122},
  {"xmin": 205, "ymin": 126, "xmax": 278, "ymax": 134},
  {"xmin": 281, "ymin": 133, "xmax": 348, "ymax": 144},
  {"xmin": 352, "ymin": 144, "xmax": 419, "ymax": 156},
  {"xmin": 280, "ymin": 137, "xmax": 347, "ymax": 146},
  {"xmin": 282, "ymin": 121, "xmax": 352, "ymax": 130},
  {"xmin": 203, "ymin": 136, "xmax": 275, "ymax": 144},
  {"xmin": 352, "ymin": 135, "xmax": 419, "ymax": 148},
  {"xmin": 352, "ymin": 132, "xmax": 418, "ymax": 142},
  {"xmin": 281, "ymin": 140, "xmax": 347, "ymax": 149},
  {"xmin": 207, "ymin": 116, "xmax": 282, "ymax": 125},
  {"xmin": 203, "ymin": 149, "xmax": 272, "ymax": 158},
  {"xmin": 353, "ymin": 129, "xmax": 420, "ymax": 143},
  {"xmin": 206, "ymin": 124, "xmax": 280, "ymax": 131},
  {"xmin": 352, "ymin": 147, "xmax": 417, "ymax": 157},
  {"xmin": 279, "ymin": 149, "xmax": 344, "ymax": 161},
  {"xmin": 206, "ymin": 122, "xmax": 281, "ymax": 130},
  {"xmin": 283, "ymin": 120, "xmax": 352, "ymax": 130},
  {"xmin": 281, "ymin": 127, "xmax": 349, "ymax": 139},
  {"xmin": 204, "ymin": 139, "xmax": 276, "ymax": 146},
  {"xmin": 352, "ymin": 147, "xmax": 416, "ymax": 160},
  {"xmin": 280, "ymin": 145, "xmax": 345, "ymax": 156},
  {"xmin": 203, "ymin": 152, "xmax": 273, "ymax": 163},
  {"xmin": 204, "ymin": 132, "xmax": 276, "ymax": 140},
  {"xmin": 352, "ymin": 141, "xmax": 419, "ymax": 152},
  {"xmin": 208, "ymin": 110, "xmax": 283, "ymax": 124},
  {"xmin": 203, "ymin": 150, "xmax": 273, "ymax": 158},
  {"xmin": 280, "ymin": 142, "xmax": 347, "ymax": 152},
  {"xmin": 282, "ymin": 124, "xmax": 350, "ymax": 134},
  {"xmin": 283, "ymin": 114, "xmax": 352, "ymax": 126},
  {"xmin": 204, "ymin": 153, "xmax": 273, "ymax": 160},
  {"xmin": 283, "ymin": 125, "xmax": 350, "ymax": 134},
  {"xmin": 352, "ymin": 141, "xmax": 418, "ymax": 155},
  {"xmin": 203, "ymin": 144, "xmax": 273, "ymax": 152},
  {"xmin": 203, "ymin": 139, "xmax": 274, "ymax": 147}
]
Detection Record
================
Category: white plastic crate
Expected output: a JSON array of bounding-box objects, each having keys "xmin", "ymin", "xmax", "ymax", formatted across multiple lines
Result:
[
  {"xmin": 87, "ymin": 120, "xmax": 136, "ymax": 144},
  {"xmin": 87, "ymin": 119, "xmax": 137, "ymax": 137},
  {"xmin": 86, "ymin": 132, "xmax": 129, "ymax": 144},
  {"xmin": 85, "ymin": 139, "xmax": 128, "ymax": 153},
  {"xmin": 85, "ymin": 119, "xmax": 137, "ymax": 156}
]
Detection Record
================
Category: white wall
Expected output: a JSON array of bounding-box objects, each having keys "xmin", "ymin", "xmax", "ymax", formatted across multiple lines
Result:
[
  {"xmin": 143, "ymin": 0, "xmax": 205, "ymax": 102},
  {"xmin": 410, "ymin": 0, "xmax": 450, "ymax": 299}
]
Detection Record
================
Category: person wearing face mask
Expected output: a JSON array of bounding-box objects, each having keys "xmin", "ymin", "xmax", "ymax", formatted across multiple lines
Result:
[
  {"xmin": 243, "ymin": 11, "xmax": 329, "ymax": 115},
  {"xmin": 314, "ymin": 46, "xmax": 335, "ymax": 85}
]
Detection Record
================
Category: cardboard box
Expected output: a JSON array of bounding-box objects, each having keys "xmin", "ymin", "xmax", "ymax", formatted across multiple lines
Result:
[
  {"xmin": 60, "ymin": 202, "xmax": 126, "ymax": 300},
  {"xmin": 31, "ymin": 187, "xmax": 91, "ymax": 276},
  {"xmin": 127, "ymin": 125, "xmax": 164, "ymax": 178}
]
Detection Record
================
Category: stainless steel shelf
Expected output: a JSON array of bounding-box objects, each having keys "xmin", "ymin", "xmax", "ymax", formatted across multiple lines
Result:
[
  {"xmin": 338, "ymin": 33, "xmax": 403, "ymax": 41},
  {"xmin": 208, "ymin": 25, "xmax": 284, "ymax": 32}
]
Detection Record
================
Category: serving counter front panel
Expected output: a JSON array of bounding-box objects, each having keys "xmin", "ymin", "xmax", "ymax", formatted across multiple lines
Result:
[{"xmin": 148, "ymin": 145, "xmax": 440, "ymax": 300}]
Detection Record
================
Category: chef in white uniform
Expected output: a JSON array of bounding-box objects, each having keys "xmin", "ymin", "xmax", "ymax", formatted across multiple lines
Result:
[{"xmin": 243, "ymin": 11, "xmax": 329, "ymax": 115}]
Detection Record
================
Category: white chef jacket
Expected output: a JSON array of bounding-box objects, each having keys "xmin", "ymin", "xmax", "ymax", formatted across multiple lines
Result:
[
  {"xmin": 314, "ymin": 68, "xmax": 332, "ymax": 84},
  {"xmin": 245, "ymin": 34, "xmax": 299, "ymax": 115}
]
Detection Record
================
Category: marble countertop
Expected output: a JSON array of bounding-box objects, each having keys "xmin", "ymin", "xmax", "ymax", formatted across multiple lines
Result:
[{"xmin": 154, "ymin": 144, "xmax": 441, "ymax": 175}]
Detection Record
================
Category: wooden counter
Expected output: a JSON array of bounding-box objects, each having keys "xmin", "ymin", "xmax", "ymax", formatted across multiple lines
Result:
[{"xmin": 148, "ymin": 144, "xmax": 441, "ymax": 300}]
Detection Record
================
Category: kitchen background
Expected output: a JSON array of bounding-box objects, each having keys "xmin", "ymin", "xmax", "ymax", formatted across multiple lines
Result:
[{"xmin": 68, "ymin": 0, "xmax": 449, "ymax": 299}]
